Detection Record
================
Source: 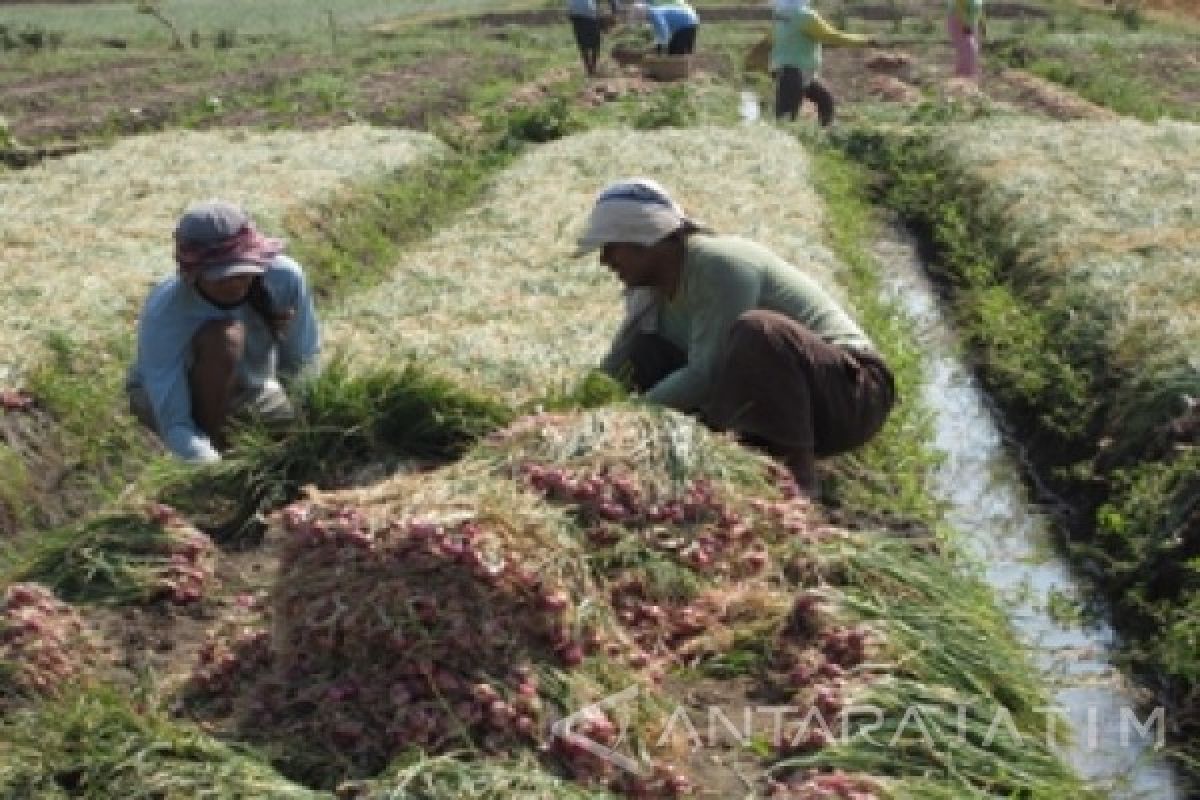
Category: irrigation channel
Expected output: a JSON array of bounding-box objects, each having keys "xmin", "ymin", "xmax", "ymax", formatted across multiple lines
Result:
[{"xmin": 873, "ymin": 229, "xmax": 1182, "ymax": 798}]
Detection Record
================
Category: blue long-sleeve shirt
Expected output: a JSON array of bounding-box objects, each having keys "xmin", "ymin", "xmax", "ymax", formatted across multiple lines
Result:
[
  {"xmin": 128, "ymin": 255, "xmax": 319, "ymax": 463},
  {"xmin": 646, "ymin": 5, "xmax": 698, "ymax": 47},
  {"xmin": 567, "ymin": 0, "xmax": 598, "ymax": 17}
]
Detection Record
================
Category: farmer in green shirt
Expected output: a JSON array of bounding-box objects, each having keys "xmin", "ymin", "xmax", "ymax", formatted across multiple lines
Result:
[
  {"xmin": 576, "ymin": 178, "xmax": 895, "ymax": 495},
  {"xmin": 771, "ymin": 0, "xmax": 877, "ymax": 126}
]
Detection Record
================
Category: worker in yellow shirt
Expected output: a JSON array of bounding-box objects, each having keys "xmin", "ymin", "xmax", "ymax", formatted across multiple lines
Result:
[{"xmin": 770, "ymin": 0, "xmax": 877, "ymax": 126}]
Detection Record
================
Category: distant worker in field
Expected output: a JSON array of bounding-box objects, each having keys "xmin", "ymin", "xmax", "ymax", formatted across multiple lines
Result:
[
  {"xmin": 771, "ymin": 0, "xmax": 878, "ymax": 126},
  {"xmin": 567, "ymin": 0, "xmax": 605, "ymax": 77},
  {"xmin": 640, "ymin": 0, "xmax": 700, "ymax": 56},
  {"xmin": 576, "ymin": 178, "xmax": 895, "ymax": 495},
  {"xmin": 127, "ymin": 200, "xmax": 320, "ymax": 463},
  {"xmin": 947, "ymin": 0, "xmax": 986, "ymax": 80}
]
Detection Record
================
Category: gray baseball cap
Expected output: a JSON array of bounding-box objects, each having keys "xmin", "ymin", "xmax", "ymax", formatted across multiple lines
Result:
[
  {"xmin": 174, "ymin": 200, "xmax": 277, "ymax": 279},
  {"xmin": 175, "ymin": 200, "xmax": 249, "ymax": 243}
]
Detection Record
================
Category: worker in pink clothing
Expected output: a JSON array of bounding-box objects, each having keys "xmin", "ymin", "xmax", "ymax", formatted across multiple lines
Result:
[{"xmin": 947, "ymin": 0, "xmax": 986, "ymax": 80}]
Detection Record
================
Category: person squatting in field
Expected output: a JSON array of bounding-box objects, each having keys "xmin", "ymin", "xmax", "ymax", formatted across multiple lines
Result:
[
  {"xmin": 638, "ymin": 0, "xmax": 700, "ymax": 55},
  {"xmin": 771, "ymin": 0, "xmax": 878, "ymax": 126},
  {"xmin": 127, "ymin": 200, "xmax": 320, "ymax": 463},
  {"xmin": 947, "ymin": 0, "xmax": 986, "ymax": 80},
  {"xmin": 576, "ymin": 178, "xmax": 896, "ymax": 495}
]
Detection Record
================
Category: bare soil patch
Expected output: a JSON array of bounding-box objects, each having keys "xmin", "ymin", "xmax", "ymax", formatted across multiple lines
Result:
[
  {"xmin": 85, "ymin": 524, "xmax": 284, "ymax": 697},
  {"xmin": 0, "ymin": 53, "xmax": 329, "ymax": 143},
  {"xmin": 0, "ymin": 56, "xmax": 159, "ymax": 96},
  {"xmin": 1144, "ymin": 0, "xmax": 1200, "ymax": 18},
  {"xmin": 811, "ymin": 45, "xmax": 1119, "ymax": 121},
  {"xmin": 1034, "ymin": 40, "xmax": 1200, "ymax": 114},
  {"xmin": 0, "ymin": 400, "xmax": 167, "ymax": 540},
  {"xmin": 0, "ymin": 50, "xmax": 523, "ymax": 145},
  {"xmin": 357, "ymin": 52, "xmax": 524, "ymax": 130},
  {"xmin": 656, "ymin": 675, "xmax": 767, "ymax": 797},
  {"xmin": 993, "ymin": 67, "xmax": 1117, "ymax": 119},
  {"xmin": 437, "ymin": 2, "xmax": 1048, "ymax": 27},
  {"xmin": 1070, "ymin": 0, "xmax": 1200, "ymax": 22},
  {"xmin": 1, "ymin": 406, "xmax": 80, "ymax": 537}
]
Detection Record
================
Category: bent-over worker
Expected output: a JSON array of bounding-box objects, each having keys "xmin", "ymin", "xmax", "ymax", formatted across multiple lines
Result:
[
  {"xmin": 127, "ymin": 200, "xmax": 319, "ymax": 463},
  {"xmin": 576, "ymin": 178, "xmax": 895, "ymax": 495}
]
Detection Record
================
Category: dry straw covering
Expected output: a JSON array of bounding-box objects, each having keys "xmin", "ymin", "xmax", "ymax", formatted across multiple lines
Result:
[
  {"xmin": 324, "ymin": 126, "xmax": 851, "ymax": 404},
  {"xmin": 0, "ymin": 126, "xmax": 444, "ymax": 386},
  {"xmin": 933, "ymin": 118, "xmax": 1200, "ymax": 366}
]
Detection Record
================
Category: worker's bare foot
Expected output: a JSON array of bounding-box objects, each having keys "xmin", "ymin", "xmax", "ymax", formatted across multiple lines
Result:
[
  {"xmin": 733, "ymin": 434, "xmax": 819, "ymax": 500},
  {"xmin": 781, "ymin": 449, "xmax": 818, "ymax": 500}
]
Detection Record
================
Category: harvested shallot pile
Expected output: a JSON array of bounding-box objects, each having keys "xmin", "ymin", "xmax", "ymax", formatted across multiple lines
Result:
[
  {"xmin": 0, "ymin": 582, "xmax": 103, "ymax": 707},
  {"xmin": 182, "ymin": 410, "xmax": 887, "ymax": 795}
]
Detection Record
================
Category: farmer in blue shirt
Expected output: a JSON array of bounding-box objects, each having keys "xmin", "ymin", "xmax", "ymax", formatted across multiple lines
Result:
[
  {"xmin": 127, "ymin": 200, "xmax": 320, "ymax": 463},
  {"xmin": 643, "ymin": 1, "xmax": 699, "ymax": 55}
]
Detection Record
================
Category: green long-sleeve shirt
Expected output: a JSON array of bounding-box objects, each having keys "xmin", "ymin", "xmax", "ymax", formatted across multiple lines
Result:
[
  {"xmin": 643, "ymin": 233, "xmax": 875, "ymax": 411},
  {"xmin": 770, "ymin": 7, "xmax": 869, "ymax": 75},
  {"xmin": 948, "ymin": 0, "xmax": 985, "ymax": 26}
]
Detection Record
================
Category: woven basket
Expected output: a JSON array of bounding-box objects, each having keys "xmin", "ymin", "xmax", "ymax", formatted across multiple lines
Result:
[
  {"xmin": 642, "ymin": 54, "xmax": 691, "ymax": 81},
  {"xmin": 744, "ymin": 34, "xmax": 771, "ymax": 75},
  {"xmin": 611, "ymin": 44, "xmax": 646, "ymax": 67}
]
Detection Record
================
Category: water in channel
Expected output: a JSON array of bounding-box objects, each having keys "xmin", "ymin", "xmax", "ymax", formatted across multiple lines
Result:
[
  {"xmin": 874, "ymin": 229, "xmax": 1182, "ymax": 798},
  {"xmin": 739, "ymin": 90, "xmax": 761, "ymax": 124}
]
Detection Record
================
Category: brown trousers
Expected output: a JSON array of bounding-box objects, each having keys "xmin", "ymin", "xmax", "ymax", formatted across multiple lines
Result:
[{"xmin": 623, "ymin": 310, "xmax": 895, "ymax": 487}]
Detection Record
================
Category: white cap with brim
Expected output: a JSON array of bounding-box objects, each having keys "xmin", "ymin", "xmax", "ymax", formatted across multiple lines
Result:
[
  {"xmin": 573, "ymin": 178, "xmax": 692, "ymax": 257},
  {"xmin": 200, "ymin": 261, "xmax": 268, "ymax": 280}
]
